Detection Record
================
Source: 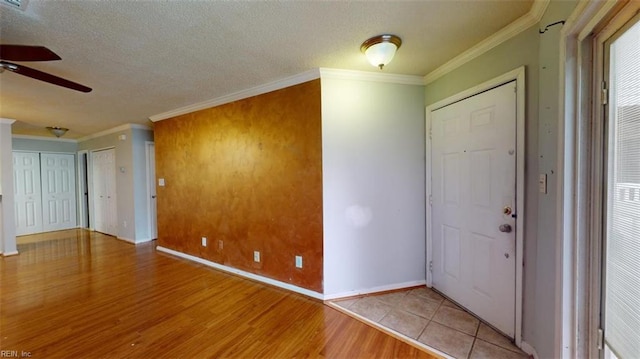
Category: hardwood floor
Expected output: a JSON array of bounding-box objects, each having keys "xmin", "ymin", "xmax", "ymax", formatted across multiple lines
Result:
[{"xmin": 1, "ymin": 230, "xmax": 438, "ymax": 358}]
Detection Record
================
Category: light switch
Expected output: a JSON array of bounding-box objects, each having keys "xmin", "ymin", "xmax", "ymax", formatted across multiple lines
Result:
[
  {"xmin": 158, "ymin": 178, "xmax": 165, "ymax": 187},
  {"xmin": 539, "ymin": 174, "xmax": 547, "ymax": 194}
]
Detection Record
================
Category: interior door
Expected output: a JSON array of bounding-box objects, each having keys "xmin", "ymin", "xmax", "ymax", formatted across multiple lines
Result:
[
  {"xmin": 92, "ymin": 151, "xmax": 105, "ymax": 233},
  {"xmin": 41, "ymin": 153, "xmax": 77, "ymax": 232},
  {"xmin": 430, "ymin": 81, "xmax": 517, "ymax": 337},
  {"xmin": 13, "ymin": 152, "xmax": 43, "ymax": 235},
  {"xmin": 92, "ymin": 148, "xmax": 117, "ymax": 236},
  {"xmin": 147, "ymin": 142, "xmax": 157, "ymax": 239},
  {"xmin": 602, "ymin": 15, "xmax": 640, "ymax": 359}
]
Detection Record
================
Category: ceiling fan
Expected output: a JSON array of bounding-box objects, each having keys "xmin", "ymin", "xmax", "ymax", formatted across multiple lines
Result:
[{"xmin": 0, "ymin": 45, "xmax": 92, "ymax": 93}]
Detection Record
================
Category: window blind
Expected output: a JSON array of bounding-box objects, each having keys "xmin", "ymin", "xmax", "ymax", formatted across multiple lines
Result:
[{"xmin": 605, "ymin": 17, "xmax": 640, "ymax": 359}]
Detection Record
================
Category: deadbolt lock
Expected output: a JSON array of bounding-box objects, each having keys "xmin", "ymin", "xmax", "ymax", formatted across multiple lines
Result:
[{"xmin": 503, "ymin": 206, "xmax": 512, "ymax": 216}]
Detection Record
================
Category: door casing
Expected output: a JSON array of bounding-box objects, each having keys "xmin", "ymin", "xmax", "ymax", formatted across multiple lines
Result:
[
  {"xmin": 425, "ymin": 66, "xmax": 526, "ymax": 346},
  {"xmin": 145, "ymin": 141, "xmax": 157, "ymax": 240}
]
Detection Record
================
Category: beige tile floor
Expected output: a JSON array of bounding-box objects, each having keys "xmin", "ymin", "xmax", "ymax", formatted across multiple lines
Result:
[{"xmin": 332, "ymin": 287, "xmax": 529, "ymax": 359}]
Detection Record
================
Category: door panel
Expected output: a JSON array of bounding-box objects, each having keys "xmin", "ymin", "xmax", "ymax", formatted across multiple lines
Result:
[
  {"xmin": 92, "ymin": 149, "xmax": 117, "ymax": 236},
  {"xmin": 13, "ymin": 152, "xmax": 43, "ymax": 235},
  {"xmin": 431, "ymin": 81, "xmax": 517, "ymax": 337},
  {"xmin": 41, "ymin": 153, "xmax": 77, "ymax": 232}
]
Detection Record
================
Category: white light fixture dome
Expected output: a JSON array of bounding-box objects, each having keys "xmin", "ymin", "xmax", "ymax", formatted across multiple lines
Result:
[
  {"xmin": 46, "ymin": 126, "xmax": 68, "ymax": 138},
  {"xmin": 360, "ymin": 34, "xmax": 402, "ymax": 70}
]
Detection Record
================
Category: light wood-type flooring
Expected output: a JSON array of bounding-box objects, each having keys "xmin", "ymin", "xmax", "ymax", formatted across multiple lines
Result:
[{"xmin": 1, "ymin": 229, "xmax": 438, "ymax": 358}]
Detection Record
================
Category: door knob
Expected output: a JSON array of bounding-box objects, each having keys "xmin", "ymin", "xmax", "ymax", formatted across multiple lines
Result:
[
  {"xmin": 503, "ymin": 206, "xmax": 512, "ymax": 215},
  {"xmin": 499, "ymin": 224, "xmax": 512, "ymax": 233}
]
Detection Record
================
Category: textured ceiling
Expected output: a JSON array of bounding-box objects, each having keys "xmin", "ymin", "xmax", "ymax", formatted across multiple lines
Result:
[{"xmin": 0, "ymin": 0, "xmax": 533, "ymax": 139}]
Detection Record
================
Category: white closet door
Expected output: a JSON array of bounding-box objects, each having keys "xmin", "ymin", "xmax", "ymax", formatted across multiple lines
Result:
[
  {"xmin": 41, "ymin": 153, "xmax": 77, "ymax": 232},
  {"xmin": 105, "ymin": 150, "xmax": 117, "ymax": 236},
  {"xmin": 13, "ymin": 152, "xmax": 43, "ymax": 235},
  {"xmin": 92, "ymin": 149, "xmax": 117, "ymax": 236}
]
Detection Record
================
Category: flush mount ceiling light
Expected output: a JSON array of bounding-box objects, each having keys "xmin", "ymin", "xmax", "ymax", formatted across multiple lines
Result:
[
  {"xmin": 46, "ymin": 126, "xmax": 68, "ymax": 138},
  {"xmin": 360, "ymin": 34, "xmax": 402, "ymax": 70}
]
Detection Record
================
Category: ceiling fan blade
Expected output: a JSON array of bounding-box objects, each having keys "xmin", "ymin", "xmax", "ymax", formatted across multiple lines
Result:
[
  {"xmin": 0, "ymin": 61, "xmax": 92, "ymax": 93},
  {"xmin": 0, "ymin": 45, "xmax": 61, "ymax": 61}
]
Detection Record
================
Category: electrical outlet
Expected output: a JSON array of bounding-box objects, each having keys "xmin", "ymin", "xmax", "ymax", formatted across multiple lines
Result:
[
  {"xmin": 218, "ymin": 240, "xmax": 223, "ymax": 250},
  {"xmin": 123, "ymin": 221, "xmax": 127, "ymax": 228},
  {"xmin": 201, "ymin": 237, "xmax": 207, "ymax": 247},
  {"xmin": 295, "ymin": 255, "xmax": 303, "ymax": 268},
  {"xmin": 254, "ymin": 251, "xmax": 260, "ymax": 262}
]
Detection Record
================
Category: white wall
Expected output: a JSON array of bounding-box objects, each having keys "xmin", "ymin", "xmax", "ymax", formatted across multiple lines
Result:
[
  {"xmin": 321, "ymin": 75, "xmax": 426, "ymax": 297},
  {"xmin": 0, "ymin": 119, "xmax": 18, "ymax": 255}
]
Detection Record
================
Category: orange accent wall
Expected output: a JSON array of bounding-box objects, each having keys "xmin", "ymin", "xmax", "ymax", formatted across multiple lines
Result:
[{"xmin": 154, "ymin": 80, "xmax": 323, "ymax": 292}]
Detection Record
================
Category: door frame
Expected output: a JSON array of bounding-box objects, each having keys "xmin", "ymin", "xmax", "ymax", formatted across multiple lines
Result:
[
  {"xmin": 559, "ymin": 1, "xmax": 640, "ymax": 357},
  {"xmin": 145, "ymin": 141, "xmax": 157, "ymax": 240},
  {"xmin": 425, "ymin": 66, "xmax": 525, "ymax": 346},
  {"xmin": 77, "ymin": 150, "xmax": 90, "ymax": 229}
]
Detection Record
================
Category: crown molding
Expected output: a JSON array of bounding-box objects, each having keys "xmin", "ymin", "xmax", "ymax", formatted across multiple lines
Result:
[
  {"xmin": 77, "ymin": 123, "xmax": 152, "ymax": 142},
  {"xmin": 12, "ymin": 134, "xmax": 78, "ymax": 143},
  {"xmin": 423, "ymin": 0, "xmax": 550, "ymax": 84},
  {"xmin": 149, "ymin": 67, "xmax": 425, "ymax": 123},
  {"xmin": 149, "ymin": 69, "xmax": 321, "ymax": 122},
  {"xmin": 0, "ymin": 118, "xmax": 16, "ymax": 125},
  {"xmin": 319, "ymin": 68, "xmax": 425, "ymax": 85}
]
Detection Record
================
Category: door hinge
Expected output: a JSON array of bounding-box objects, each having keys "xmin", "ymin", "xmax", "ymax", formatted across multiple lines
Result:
[
  {"xmin": 597, "ymin": 328, "xmax": 604, "ymax": 350},
  {"xmin": 429, "ymin": 128, "xmax": 432, "ymax": 139},
  {"xmin": 601, "ymin": 81, "xmax": 608, "ymax": 105},
  {"xmin": 428, "ymin": 195, "xmax": 433, "ymax": 206},
  {"xmin": 429, "ymin": 261, "xmax": 433, "ymax": 273}
]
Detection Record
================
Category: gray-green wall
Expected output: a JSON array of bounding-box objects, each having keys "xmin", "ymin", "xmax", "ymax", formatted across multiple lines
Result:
[
  {"xmin": 13, "ymin": 137, "xmax": 78, "ymax": 153},
  {"xmin": 425, "ymin": 1, "xmax": 577, "ymax": 356},
  {"xmin": 78, "ymin": 126, "xmax": 154, "ymax": 243}
]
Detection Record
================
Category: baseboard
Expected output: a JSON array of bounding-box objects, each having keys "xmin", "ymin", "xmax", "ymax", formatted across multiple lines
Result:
[
  {"xmin": 323, "ymin": 280, "xmax": 427, "ymax": 301},
  {"xmin": 116, "ymin": 236, "xmax": 136, "ymax": 244},
  {"xmin": 116, "ymin": 236, "xmax": 155, "ymax": 245},
  {"xmin": 2, "ymin": 251, "xmax": 19, "ymax": 257},
  {"xmin": 134, "ymin": 237, "xmax": 155, "ymax": 244},
  {"xmin": 520, "ymin": 340, "xmax": 539, "ymax": 359},
  {"xmin": 156, "ymin": 246, "xmax": 324, "ymax": 300}
]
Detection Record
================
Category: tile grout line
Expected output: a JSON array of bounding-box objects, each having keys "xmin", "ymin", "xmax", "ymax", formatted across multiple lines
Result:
[{"xmin": 467, "ymin": 317, "xmax": 482, "ymax": 359}]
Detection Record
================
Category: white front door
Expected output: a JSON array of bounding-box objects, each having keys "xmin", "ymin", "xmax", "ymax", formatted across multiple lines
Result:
[
  {"xmin": 41, "ymin": 153, "xmax": 77, "ymax": 232},
  {"xmin": 430, "ymin": 81, "xmax": 517, "ymax": 337},
  {"xmin": 13, "ymin": 152, "xmax": 43, "ymax": 235}
]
